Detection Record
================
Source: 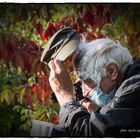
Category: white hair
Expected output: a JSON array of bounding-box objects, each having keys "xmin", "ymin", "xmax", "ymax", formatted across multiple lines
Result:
[{"xmin": 77, "ymin": 38, "xmax": 133, "ymax": 85}]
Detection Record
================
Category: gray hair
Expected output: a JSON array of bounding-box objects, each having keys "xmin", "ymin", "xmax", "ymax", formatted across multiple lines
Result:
[{"xmin": 74, "ymin": 38, "xmax": 133, "ymax": 85}]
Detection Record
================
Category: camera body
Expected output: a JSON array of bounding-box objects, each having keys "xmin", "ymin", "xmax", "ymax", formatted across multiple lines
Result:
[
  {"xmin": 51, "ymin": 81, "xmax": 84, "ymax": 103},
  {"xmin": 74, "ymin": 81, "xmax": 84, "ymax": 101}
]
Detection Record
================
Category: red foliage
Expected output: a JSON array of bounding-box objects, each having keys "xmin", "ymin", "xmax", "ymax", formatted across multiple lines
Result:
[
  {"xmin": 31, "ymin": 85, "xmax": 38, "ymax": 93},
  {"xmin": 83, "ymin": 5, "xmax": 111, "ymax": 30},
  {"xmin": 44, "ymin": 22, "xmax": 65, "ymax": 40},
  {"xmin": 0, "ymin": 5, "xmax": 116, "ymax": 108},
  {"xmin": 26, "ymin": 88, "xmax": 34, "ymax": 110},
  {"xmin": 60, "ymin": 16, "xmax": 72, "ymax": 26},
  {"xmin": 35, "ymin": 22, "xmax": 43, "ymax": 36},
  {"xmin": 36, "ymin": 87, "xmax": 43, "ymax": 105},
  {"xmin": 44, "ymin": 89, "xmax": 52, "ymax": 104},
  {"xmin": 44, "ymin": 23, "xmax": 57, "ymax": 40},
  {"xmin": 50, "ymin": 115, "xmax": 59, "ymax": 124}
]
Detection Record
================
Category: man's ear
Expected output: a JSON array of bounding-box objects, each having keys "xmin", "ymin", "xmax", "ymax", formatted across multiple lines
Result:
[
  {"xmin": 106, "ymin": 63, "xmax": 119, "ymax": 80},
  {"xmin": 85, "ymin": 78, "xmax": 96, "ymax": 89}
]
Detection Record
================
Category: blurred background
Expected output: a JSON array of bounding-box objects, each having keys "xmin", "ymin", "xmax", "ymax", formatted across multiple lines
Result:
[{"xmin": 0, "ymin": 3, "xmax": 140, "ymax": 136}]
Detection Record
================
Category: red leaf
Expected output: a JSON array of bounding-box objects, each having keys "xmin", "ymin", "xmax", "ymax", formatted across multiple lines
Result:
[
  {"xmin": 45, "ymin": 23, "xmax": 57, "ymax": 39},
  {"xmin": 26, "ymin": 89, "xmax": 34, "ymax": 110},
  {"xmin": 35, "ymin": 22, "xmax": 43, "ymax": 35},
  {"xmin": 44, "ymin": 89, "xmax": 52, "ymax": 104},
  {"xmin": 22, "ymin": 52, "xmax": 32, "ymax": 72},
  {"xmin": 41, "ymin": 31, "xmax": 48, "ymax": 40},
  {"xmin": 50, "ymin": 115, "xmax": 59, "ymax": 124},
  {"xmin": 14, "ymin": 53, "xmax": 24, "ymax": 68},
  {"xmin": 31, "ymin": 85, "xmax": 38, "ymax": 93},
  {"xmin": 36, "ymin": 87, "xmax": 43, "ymax": 104},
  {"xmin": 33, "ymin": 61, "xmax": 41, "ymax": 74}
]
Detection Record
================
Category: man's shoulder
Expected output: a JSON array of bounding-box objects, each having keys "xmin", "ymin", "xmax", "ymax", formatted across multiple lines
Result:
[
  {"xmin": 111, "ymin": 74, "xmax": 140, "ymax": 108},
  {"xmin": 116, "ymin": 74, "xmax": 140, "ymax": 97},
  {"xmin": 124, "ymin": 57, "xmax": 140, "ymax": 80},
  {"xmin": 100, "ymin": 74, "xmax": 140, "ymax": 114}
]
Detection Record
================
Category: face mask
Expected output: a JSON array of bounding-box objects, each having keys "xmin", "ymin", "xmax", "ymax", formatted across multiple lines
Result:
[{"xmin": 88, "ymin": 86, "xmax": 116, "ymax": 107}]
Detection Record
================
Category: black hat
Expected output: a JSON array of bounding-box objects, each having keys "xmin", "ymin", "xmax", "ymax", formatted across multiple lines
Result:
[{"xmin": 40, "ymin": 27, "xmax": 80, "ymax": 64}]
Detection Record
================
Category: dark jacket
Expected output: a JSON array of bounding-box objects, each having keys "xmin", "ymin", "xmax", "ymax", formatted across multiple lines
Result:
[{"xmin": 59, "ymin": 58, "xmax": 140, "ymax": 137}]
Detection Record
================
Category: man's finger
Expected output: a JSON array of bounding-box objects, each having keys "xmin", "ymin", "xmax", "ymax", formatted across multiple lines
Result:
[
  {"xmin": 48, "ymin": 60, "xmax": 57, "ymax": 78},
  {"xmin": 48, "ymin": 60, "xmax": 56, "ymax": 71},
  {"xmin": 54, "ymin": 59, "xmax": 64, "ymax": 73}
]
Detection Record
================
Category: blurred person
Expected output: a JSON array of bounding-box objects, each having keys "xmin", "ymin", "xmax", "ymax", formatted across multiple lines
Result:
[{"xmin": 48, "ymin": 38, "xmax": 140, "ymax": 137}]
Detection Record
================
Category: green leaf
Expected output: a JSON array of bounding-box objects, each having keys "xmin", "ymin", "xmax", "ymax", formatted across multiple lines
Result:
[
  {"xmin": 33, "ymin": 108, "xmax": 44, "ymax": 119},
  {"xmin": 39, "ymin": 114, "xmax": 45, "ymax": 121},
  {"xmin": 0, "ymin": 86, "xmax": 10, "ymax": 103},
  {"xmin": 46, "ymin": 112, "xmax": 51, "ymax": 120},
  {"xmin": 18, "ymin": 87, "xmax": 26, "ymax": 104},
  {"xmin": 7, "ymin": 92, "xmax": 16, "ymax": 105}
]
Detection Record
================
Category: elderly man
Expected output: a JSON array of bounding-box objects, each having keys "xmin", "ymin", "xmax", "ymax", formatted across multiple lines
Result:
[{"xmin": 48, "ymin": 38, "xmax": 140, "ymax": 137}]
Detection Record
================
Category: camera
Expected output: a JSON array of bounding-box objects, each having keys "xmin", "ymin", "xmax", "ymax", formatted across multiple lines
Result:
[
  {"xmin": 51, "ymin": 81, "xmax": 84, "ymax": 103},
  {"xmin": 73, "ymin": 81, "xmax": 84, "ymax": 101}
]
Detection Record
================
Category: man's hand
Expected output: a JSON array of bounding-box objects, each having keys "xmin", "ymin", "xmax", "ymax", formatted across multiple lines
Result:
[
  {"xmin": 82, "ymin": 83, "xmax": 93, "ymax": 97},
  {"xmin": 48, "ymin": 59, "xmax": 74, "ymax": 106},
  {"xmin": 79, "ymin": 98, "xmax": 99, "ymax": 112}
]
